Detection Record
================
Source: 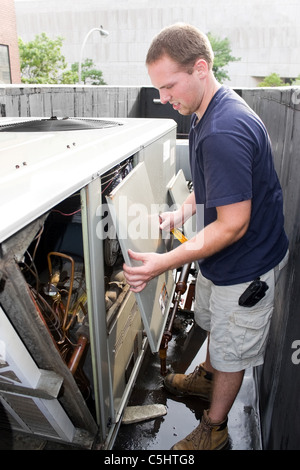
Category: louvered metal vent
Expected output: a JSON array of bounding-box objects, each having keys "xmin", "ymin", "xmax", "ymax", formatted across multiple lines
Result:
[{"xmin": 0, "ymin": 306, "xmax": 75, "ymax": 442}]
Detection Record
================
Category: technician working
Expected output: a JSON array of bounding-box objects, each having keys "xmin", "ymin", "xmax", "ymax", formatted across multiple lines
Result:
[{"xmin": 123, "ymin": 23, "xmax": 289, "ymax": 451}]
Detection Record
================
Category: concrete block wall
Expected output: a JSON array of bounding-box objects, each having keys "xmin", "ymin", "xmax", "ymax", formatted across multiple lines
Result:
[{"xmin": 15, "ymin": 0, "xmax": 300, "ymax": 88}]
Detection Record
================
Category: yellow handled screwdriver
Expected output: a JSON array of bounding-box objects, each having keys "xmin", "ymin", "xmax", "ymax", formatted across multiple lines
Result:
[
  {"xmin": 171, "ymin": 228, "xmax": 188, "ymax": 244},
  {"xmin": 159, "ymin": 213, "xmax": 188, "ymax": 244}
]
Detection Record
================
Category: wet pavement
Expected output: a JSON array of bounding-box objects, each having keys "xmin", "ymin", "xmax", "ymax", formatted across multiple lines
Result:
[{"xmin": 113, "ymin": 317, "xmax": 262, "ymax": 451}]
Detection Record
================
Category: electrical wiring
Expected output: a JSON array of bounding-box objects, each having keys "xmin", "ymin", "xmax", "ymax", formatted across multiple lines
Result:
[{"xmin": 51, "ymin": 208, "xmax": 81, "ymax": 217}]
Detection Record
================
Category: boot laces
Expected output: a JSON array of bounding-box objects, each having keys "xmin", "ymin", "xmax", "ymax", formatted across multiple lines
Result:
[
  {"xmin": 184, "ymin": 365, "xmax": 203, "ymax": 385},
  {"xmin": 187, "ymin": 417, "xmax": 212, "ymax": 449}
]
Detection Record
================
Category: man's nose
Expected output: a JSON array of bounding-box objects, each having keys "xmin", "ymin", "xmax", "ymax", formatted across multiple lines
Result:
[{"xmin": 159, "ymin": 90, "xmax": 171, "ymax": 104}]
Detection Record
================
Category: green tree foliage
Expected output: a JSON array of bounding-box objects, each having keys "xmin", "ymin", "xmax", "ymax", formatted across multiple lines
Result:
[
  {"xmin": 207, "ymin": 32, "xmax": 240, "ymax": 83},
  {"xmin": 18, "ymin": 33, "xmax": 106, "ymax": 85},
  {"xmin": 292, "ymin": 75, "xmax": 300, "ymax": 85},
  {"xmin": 19, "ymin": 33, "xmax": 68, "ymax": 84},
  {"xmin": 258, "ymin": 73, "xmax": 300, "ymax": 87},
  {"xmin": 258, "ymin": 73, "xmax": 286, "ymax": 87},
  {"xmin": 70, "ymin": 59, "xmax": 106, "ymax": 85}
]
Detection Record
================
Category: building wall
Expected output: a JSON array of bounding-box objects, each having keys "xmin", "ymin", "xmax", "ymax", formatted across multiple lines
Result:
[
  {"xmin": 0, "ymin": 0, "xmax": 21, "ymax": 83},
  {"xmin": 14, "ymin": 0, "xmax": 300, "ymax": 88}
]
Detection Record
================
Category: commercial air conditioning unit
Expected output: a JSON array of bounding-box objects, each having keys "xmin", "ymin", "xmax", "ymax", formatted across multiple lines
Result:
[{"xmin": 0, "ymin": 116, "xmax": 178, "ymax": 449}]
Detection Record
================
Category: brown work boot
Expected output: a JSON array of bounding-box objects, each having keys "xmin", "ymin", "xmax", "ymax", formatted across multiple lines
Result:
[
  {"xmin": 172, "ymin": 409, "xmax": 229, "ymax": 450},
  {"xmin": 164, "ymin": 363, "xmax": 213, "ymax": 400}
]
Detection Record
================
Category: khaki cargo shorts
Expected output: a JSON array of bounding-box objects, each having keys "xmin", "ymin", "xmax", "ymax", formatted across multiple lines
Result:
[{"xmin": 194, "ymin": 251, "xmax": 289, "ymax": 372}]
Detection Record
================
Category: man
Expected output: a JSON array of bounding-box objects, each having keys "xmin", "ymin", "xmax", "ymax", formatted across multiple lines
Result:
[{"xmin": 123, "ymin": 23, "xmax": 288, "ymax": 450}]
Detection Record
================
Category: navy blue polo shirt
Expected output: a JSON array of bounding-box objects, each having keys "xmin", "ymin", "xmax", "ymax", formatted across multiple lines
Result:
[{"xmin": 189, "ymin": 86, "xmax": 288, "ymax": 285}]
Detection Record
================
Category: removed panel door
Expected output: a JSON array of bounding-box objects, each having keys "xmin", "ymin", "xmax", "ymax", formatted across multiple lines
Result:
[{"xmin": 106, "ymin": 162, "xmax": 175, "ymax": 352}]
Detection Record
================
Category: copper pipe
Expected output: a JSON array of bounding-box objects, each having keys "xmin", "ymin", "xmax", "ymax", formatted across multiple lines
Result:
[
  {"xmin": 67, "ymin": 334, "xmax": 89, "ymax": 375},
  {"xmin": 184, "ymin": 280, "xmax": 195, "ymax": 310},
  {"xmin": 47, "ymin": 251, "xmax": 75, "ymax": 331},
  {"xmin": 159, "ymin": 263, "xmax": 191, "ymax": 376}
]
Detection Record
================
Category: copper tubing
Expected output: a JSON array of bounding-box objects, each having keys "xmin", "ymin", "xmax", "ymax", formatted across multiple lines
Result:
[
  {"xmin": 159, "ymin": 263, "xmax": 191, "ymax": 375},
  {"xmin": 47, "ymin": 252, "xmax": 75, "ymax": 331},
  {"xmin": 67, "ymin": 334, "xmax": 89, "ymax": 375}
]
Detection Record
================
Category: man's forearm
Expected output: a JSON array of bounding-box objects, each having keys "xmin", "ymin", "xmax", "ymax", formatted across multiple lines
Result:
[{"xmin": 180, "ymin": 191, "xmax": 196, "ymax": 223}]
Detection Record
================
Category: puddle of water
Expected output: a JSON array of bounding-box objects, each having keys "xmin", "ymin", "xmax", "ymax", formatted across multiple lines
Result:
[{"xmin": 113, "ymin": 319, "xmax": 261, "ymax": 451}]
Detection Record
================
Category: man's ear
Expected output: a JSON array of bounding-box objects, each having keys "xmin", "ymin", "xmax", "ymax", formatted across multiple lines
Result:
[{"xmin": 194, "ymin": 58, "xmax": 209, "ymax": 78}]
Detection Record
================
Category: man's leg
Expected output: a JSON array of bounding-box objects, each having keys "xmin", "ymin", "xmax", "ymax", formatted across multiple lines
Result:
[
  {"xmin": 203, "ymin": 333, "xmax": 244, "ymax": 422},
  {"xmin": 171, "ymin": 336, "xmax": 243, "ymax": 451},
  {"xmin": 170, "ymin": 266, "xmax": 278, "ymax": 450},
  {"xmin": 209, "ymin": 369, "xmax": 244, "ymax": 422}
]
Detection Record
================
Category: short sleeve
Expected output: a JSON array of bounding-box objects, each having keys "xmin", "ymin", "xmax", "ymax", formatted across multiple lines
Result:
[{"xmin": 202, "ymin": 133, "xmax": 253, "ymax": 208}]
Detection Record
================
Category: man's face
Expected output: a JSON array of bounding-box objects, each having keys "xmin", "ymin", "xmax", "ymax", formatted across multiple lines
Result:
[{"xmin": 147, "ymin": 55, "xmax": 205, "ymax": 116}]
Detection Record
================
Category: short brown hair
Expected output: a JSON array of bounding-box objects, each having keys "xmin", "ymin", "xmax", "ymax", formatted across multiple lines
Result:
[{"xmin": 146, "ymin": 23, "xmax": 214, "ymax": 71}]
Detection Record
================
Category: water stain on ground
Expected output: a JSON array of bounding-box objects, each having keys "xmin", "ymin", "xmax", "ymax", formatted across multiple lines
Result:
[{"xmin": 113, "ymin": 318, "xmax": 261, "ymax": 451}]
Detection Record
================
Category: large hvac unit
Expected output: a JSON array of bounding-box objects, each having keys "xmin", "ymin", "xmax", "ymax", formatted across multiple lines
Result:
[{"xmin": 0, "ymin": 116, "xmax": 177, "ymax": 449}]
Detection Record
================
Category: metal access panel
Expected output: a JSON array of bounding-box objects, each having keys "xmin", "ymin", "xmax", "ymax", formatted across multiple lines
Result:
[
  {"xmin": 107, "ymin": 162, "xmax": 175, "ymax": 352},
  {"xmin": 107, "ymin": 289, "xmax": 144, "ymax": 421},
  {"xmin": 167, "ymin": 169, "xmax": 197, "ymax": 241}
]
